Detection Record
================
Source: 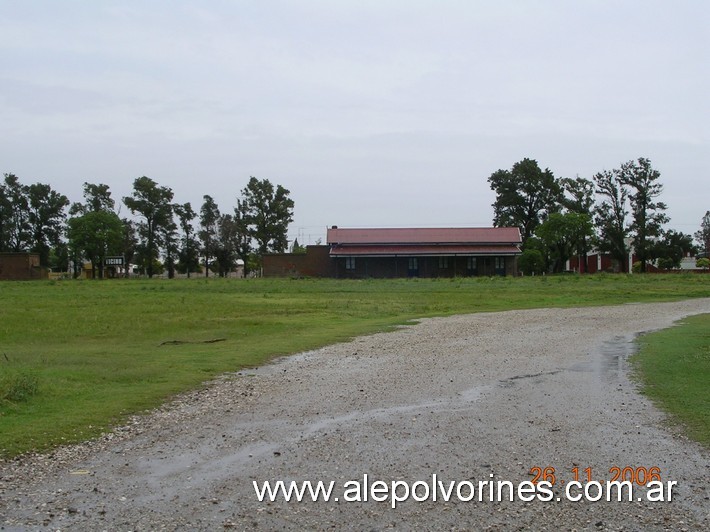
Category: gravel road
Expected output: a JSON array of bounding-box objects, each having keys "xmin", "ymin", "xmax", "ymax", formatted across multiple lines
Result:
[{"xmin": 2, "ymin": 299, "xmax": 710, "ymax": 531}]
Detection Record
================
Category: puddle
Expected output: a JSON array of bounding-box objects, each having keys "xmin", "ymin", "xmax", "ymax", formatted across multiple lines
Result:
[
  {"xmin": 569, "ymin": 334, "xmax": 638, "ymax": 382},
  {"xmin": 300, "ymin": 385, "xmax": 486, "ymax": 434}
]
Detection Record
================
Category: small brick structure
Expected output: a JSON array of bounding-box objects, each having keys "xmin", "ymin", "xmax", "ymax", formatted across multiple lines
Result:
[
  {"xmin": 263, "ymin": 246, "xmax": 335, "ymax": 278},
  {"xmin": 0, "ymin": 252, "xmax": 48, "ymax": 280}
]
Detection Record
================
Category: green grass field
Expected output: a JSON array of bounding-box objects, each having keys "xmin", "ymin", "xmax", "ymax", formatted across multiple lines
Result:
[
  {"xmin": 1, "ymin": 274, "xmax": 708, "ymax": 458},
  {"xmin": 632, "ymin": 313, "xmax": 710, "ymax": 447}
]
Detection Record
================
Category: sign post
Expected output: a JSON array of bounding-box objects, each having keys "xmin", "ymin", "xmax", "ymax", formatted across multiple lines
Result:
[{"xmin": 104, "ymin": 256, "xmax": 125, "ymax": 278}]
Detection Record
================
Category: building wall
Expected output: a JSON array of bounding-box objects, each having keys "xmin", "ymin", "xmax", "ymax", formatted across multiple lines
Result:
[
  {"xmin": 262, "ymin": 246, "xmax": 334, "ymax": 277},
  {"xmin": 263, "ymin": 247, "xmax": 519, "ymax": 279},
  {"xmin": 334, "ymin": 255, "xmax": 517, "ymax": 278},
  {"xmin": 0, "ymin": 252, "xmax": 47, "ymax": 280},
  {"xmin": 570, "ymin": 253, "xmax": 639, "ymax": 274}
]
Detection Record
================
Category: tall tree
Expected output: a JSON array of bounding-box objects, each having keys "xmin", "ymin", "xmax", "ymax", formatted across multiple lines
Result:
[
  {"xmin": 487, "ymin": 158, "xmax": 561, "ymax": 244},
  {"xmin": 162, "ymin": 217, "xmax": 179, "ymax": 279},
  {"xmin": 0, "ymin": 176, "xmax": 12, "ymax": 250},
  {"xmin": 618, "ymin": 158, "xmax": 669, "ymax": 272},
  {"xmin": 214, "ymin": 214, "xmax": 238, "ymax": 277},
  {"xmin": 560, "ymin": 176, "xmax": 595, "ymax": 272},
  {"xmin": 122, "ymin": 176, "xmax": 174, "ymax": 278},
  {"xmin": 70, "ymin": 182, "xmax": 115, "ymax": 216},
  {"xmin": 593, "ymin": 169, "xmax": 629, "ymax": 272},
  {"xmin": 67, "ymin": 210, "xmax": 124, "ymax": 278},
  {"xmin": 26, "ymin": 183, "xmax": 69, "ymax": 266},
  {"xmin": 535, "ymin": 212, "xmax": 594, "ymax": 273},
  {"xmin": 240, "ymin": 176, "xmax": 294, "ymax": 255},
  {"xmin": 695, "ymin": 211, "xmax": 710, "ymax": 257},
  {"xmin": 560, "ymin": 177, "xmax": 595, "ymax": 215},
  {"xmin": 67, "ymin": 182, "xmax": 120, "ymax": 277},
  {"xmin": 174, "ymin": 202, "xmax": 198, "ymax": 277},
  {"xmin": 234, "ymin": 199, "xmax": 253, "ymax": 274},
  {"xmin": 120, "ymin": 218, "xmax": 138, "ymax": 278},
  {"xmin": 1, "ymin": 173, "xmax": 31, "ymax": 252},
  {"xmin": 199, "ymin": 195, "xmax": 220, "ymax": 277}
]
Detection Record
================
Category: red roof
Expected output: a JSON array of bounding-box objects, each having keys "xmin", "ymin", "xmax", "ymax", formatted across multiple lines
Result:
[
  {"xmin": 327, "ymin": 227, "xmax": 521, "ymax": 245},
  {"xmin": 327, "ymin": 227, "xmax": 522, "ymax": 257},
  {"xmin": 329, "ymin": 245, "xmax": 521, "ymax": 257}
]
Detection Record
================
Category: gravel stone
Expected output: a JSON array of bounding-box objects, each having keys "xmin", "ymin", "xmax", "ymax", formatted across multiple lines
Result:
[{"xmin": 1, "ymin": 299, "xmax": 709, "ymax": 530}]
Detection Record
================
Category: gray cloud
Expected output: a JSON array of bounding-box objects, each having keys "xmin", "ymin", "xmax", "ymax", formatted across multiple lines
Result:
[{"xmin": 1, "ymin": 1, "xmax": 707, "ymax": 242}]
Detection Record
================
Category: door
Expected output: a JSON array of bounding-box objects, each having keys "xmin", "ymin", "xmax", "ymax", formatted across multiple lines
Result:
[
  {"xmin": 495, "ymin": 256, "xmax": 506, "ymax": 276},
  {"xmin": 407, "ymin": 257, "xmax": 419, "ymax": 277}
]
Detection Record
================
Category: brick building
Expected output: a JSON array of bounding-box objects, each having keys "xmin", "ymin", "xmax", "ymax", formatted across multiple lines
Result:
[{"xmin": 0, "ymin": 252, "xmax": 47, "ymax": 280}]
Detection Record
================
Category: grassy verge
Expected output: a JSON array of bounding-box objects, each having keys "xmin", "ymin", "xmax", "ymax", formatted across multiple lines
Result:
[
  {"xmin": 1, "ymin": 274, "xmax": 708, "ymax": 458},
  {"xmin": 632, "ymin": 313, "xmax": 710, "ymax": 448}
]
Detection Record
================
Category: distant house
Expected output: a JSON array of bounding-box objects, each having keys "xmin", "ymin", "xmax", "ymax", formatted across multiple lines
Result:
[
  {"xmin": 263, "ymin": 226, "xmax": 522, "ymax": 278},
  {"xmin": 0, "ymin": 252, "xmax": 47, "ymax": 280}
]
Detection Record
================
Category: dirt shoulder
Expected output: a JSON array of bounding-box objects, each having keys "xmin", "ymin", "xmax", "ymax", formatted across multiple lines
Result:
[{"xmin": 2, "ymin": 299, "xmax": 710, "ymax": 530}]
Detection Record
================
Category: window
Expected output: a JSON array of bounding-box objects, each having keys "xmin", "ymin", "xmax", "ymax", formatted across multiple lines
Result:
[
  {"xmin": 467, "ymin": 257, "xmax": 477, "ymax": 270},
  {"xmin": 408, "ymin": 258, "xmax": 418, "ymax": 270},
  {"xmin": 345, "ymin": 257, "xmax": 356, "ymax": 270},
  {"xmin": 438, "ymin": 257, "xmax": 449, "ymax": 269},
  {"xmin": 495, "ymin": 257, "xmax": 505, "ymax": 269}
]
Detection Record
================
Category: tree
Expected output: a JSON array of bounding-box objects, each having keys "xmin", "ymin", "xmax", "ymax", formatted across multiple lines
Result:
[
  {"xmin": 68, "ymin": 182, "xmax": 120, "ymax": 277},
  {"xmin": 26, "ymin": 183, "xmax": 69, "ymax": 266},
  {"xmin": 120, "ymin": 218, "xmax": 138, "ymax": 278},
  {"xmin": 214, "ymin": 214, "xmax": 238, "ymax": 277},
  {"xmin": 174, "ymin": 202, "xmax": 198, "ymax": 277},
  {"xmin": 593, "ymin": 169, "xmax": 629, "ymax": 272},
  {"xmin": 123, "ymin": 177, "xmax": 174, "ymax": 278},
  {"xmin": 162, "ymin": 217, "xmax": 178, "ymax": 279},
  {"xmin": 535, "ymin": 212, "xmax": 594, "ymax": 273},
  {"xmin": 652, "ymin": 230, "xmax": 696, "ymax": 270},
  {"xmin": 48, "ymin": 242, "xmax": 70, "ymax": 273},
  {"xmin": 618, "ymin": 158, "xmax": 669, "ymax": 272},
  {"xmin": 233, "ymin": 199, "xmax": 253, "ymax": 274},
  {"xmin": 239, "ymin": 177, "xmax": 295, "ymax": 256},
  {"xmin": 1, "ymin": 173, "xmax": 31, "ymax": 252},
  {"xmin": 560, "ymin": 177, "xmax": 595, "ymax": 214},
  {"xmin": 695, "ymin": 211, "xmax": 710, "ymax": 257},
  {"xmin": 199, "ymin": 195, "xmax": 220, "ymax": 277},
  {"xmin": 488, "ymin": 158, "xmax": 561, "ymax": 244},
  {"xmin": 560, "ymin": 176, "xmax": 595, "ymax": 272},
  {"xmin": 70, "ymin": 182, "xmax": 115, "ymax": 216},
  {"xmin": 67, "ymin": 210, "xmax": 124, "ymax": 278},
  {"xmin": 0, "ymin": 177, "xmax": 10, "ymax": 250},
  {"xmin": 517, "ymin": 248, "xmax": 545, "ymax": 276},
  {"xmin": 291, "ymin": 238, "xmax": 306, "ymax": 254}
]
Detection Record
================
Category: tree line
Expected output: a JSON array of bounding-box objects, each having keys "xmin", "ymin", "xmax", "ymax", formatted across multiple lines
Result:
[
  {"xmin": 0, "ymin": 174, "xmax": 294, "ymax": 278},
  {"xmin": 488, "ymin": 157, "xmax": 708, "ymax": 273}
]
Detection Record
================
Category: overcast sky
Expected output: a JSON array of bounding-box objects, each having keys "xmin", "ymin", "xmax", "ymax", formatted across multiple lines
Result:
[{"xmin": 2, "ymin": 0, "xmax": 708, "ymax": 245}]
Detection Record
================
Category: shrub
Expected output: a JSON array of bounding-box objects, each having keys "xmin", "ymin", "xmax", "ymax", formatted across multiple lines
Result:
[
  {"xmin": 0, "ymin": 372, "xmax": 40, "ymax": 403},
  {"xmin": 518, "ymin": 249, "xmax": 545, "ymax": 275},
  {"xmin": 657, "ymin": 257, "xmax": 676, "ymax": 271}
]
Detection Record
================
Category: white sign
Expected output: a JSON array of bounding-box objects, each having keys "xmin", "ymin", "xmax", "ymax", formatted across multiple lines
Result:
[{"xmin": 105, "ymin": 256, "xmax": 124, "ymax": 266}]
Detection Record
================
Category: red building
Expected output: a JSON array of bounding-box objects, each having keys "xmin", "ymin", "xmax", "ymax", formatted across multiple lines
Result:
[{"xmin": 263, "ymin": 226, "xmax": 522, "ymax": 278}]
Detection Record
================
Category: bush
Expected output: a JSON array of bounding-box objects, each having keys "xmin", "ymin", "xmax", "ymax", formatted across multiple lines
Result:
[
  {"xmin": 657, "ymin": 257, "xmax": 676, "ymax": 271},
  {"xmin": 518, "ymin": 249, "xmax": 545, "ymax": 275},
  {"xmin": 1, "ymin": 372, "xmax": 40, "ymax": 403},
  {"xmin": 696, "ymin": 257, "xmax": 710, "ymax": 270}
]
